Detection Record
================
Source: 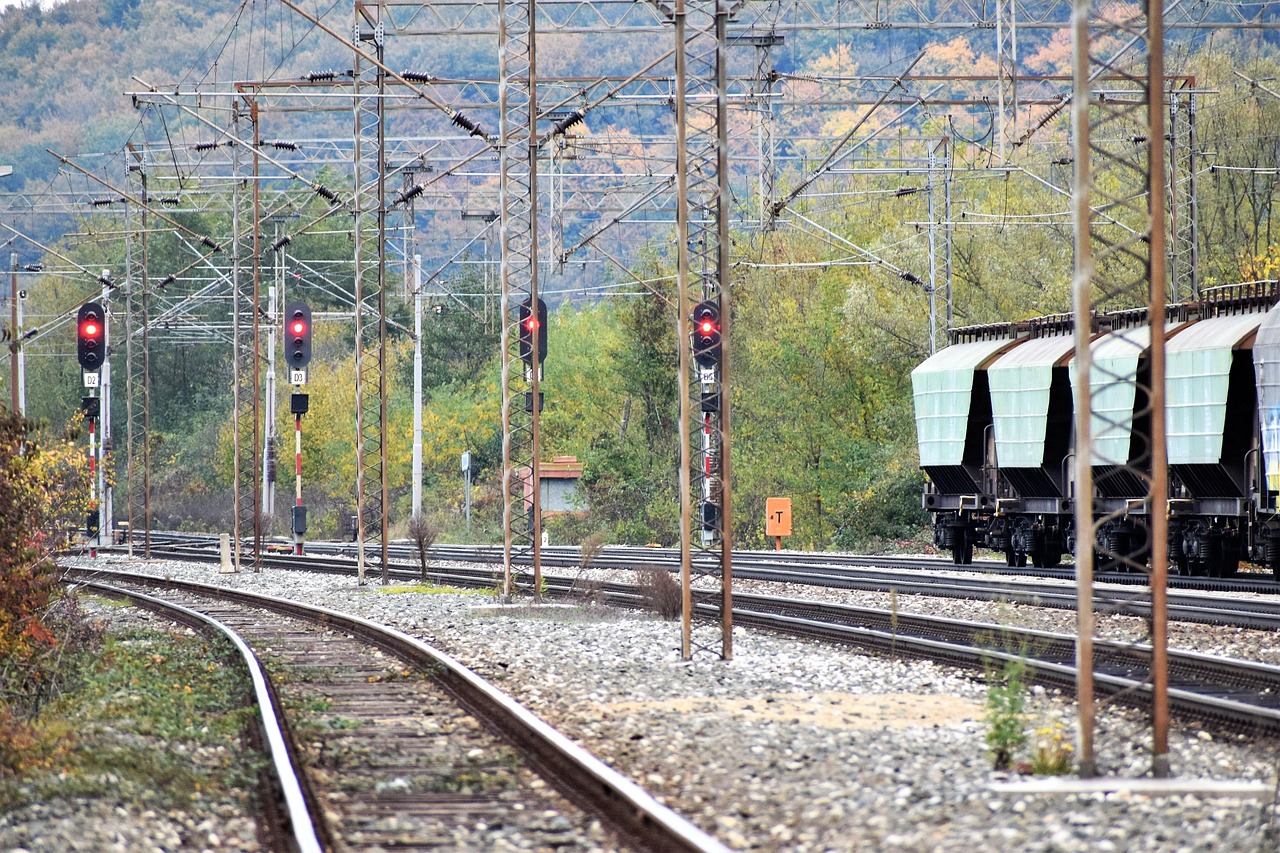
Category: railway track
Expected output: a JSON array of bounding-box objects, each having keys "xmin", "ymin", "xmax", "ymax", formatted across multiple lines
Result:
[
  {"xmin": 78, "ymin": 545, "xmax": 1280, "ymax": 738},
  {"xmin": 136, "ymin": 533, "xmax": 1280, "ymax": 630},
  {"xmin": 74, "ymin": 580, "xmax": 322, "ymax": 852},
  {"xmin": 69, "ymin": 569, "xmax": 730, "ymax": 853}
]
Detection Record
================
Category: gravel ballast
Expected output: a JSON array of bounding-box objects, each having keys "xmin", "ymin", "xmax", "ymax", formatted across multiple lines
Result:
[{"xmin": 36, "ymin": 554, "xmax": 1280, "ymax": 852}]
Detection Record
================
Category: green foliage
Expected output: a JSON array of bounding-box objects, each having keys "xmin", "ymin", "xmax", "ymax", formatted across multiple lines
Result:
[
  {"xmin": 1, "ymin": 625, "xmax": 257, "ymax": 810},
  {"xmin": 1030, "ymin": 721, "xmax": 1074, "ymax": 775},
  {"xmin": 984, "ymin": 658, "xmax": 1029, "ymax": 772},
  {"xmin": 0, "ymin": 408, "xmax": 93, "ymax": 717},
  {"xmin": 830, "ymin": 450, "xmax": 929, "ymax": 551}
]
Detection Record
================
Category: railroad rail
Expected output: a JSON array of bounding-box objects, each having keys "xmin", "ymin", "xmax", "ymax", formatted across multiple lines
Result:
[
  {"xmin": 73, "ymin": 580, "xmax": 323, "ymax": 852},
  {"xmin": 134, "ymin": 533, "xmax": 1280, "ymax": 630},
  {"xmin": 74, "ymin": 547, "xmax": 1280, "ymax": 739},
  {"xmin": 66, "ymin": 567, "xmax": 731, "ymax": 853}
]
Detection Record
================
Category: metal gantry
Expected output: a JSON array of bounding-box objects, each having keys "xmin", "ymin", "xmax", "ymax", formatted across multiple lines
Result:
[{"xmin": 232, "ymin": 103, "xmax": 266, "ymax": 572}]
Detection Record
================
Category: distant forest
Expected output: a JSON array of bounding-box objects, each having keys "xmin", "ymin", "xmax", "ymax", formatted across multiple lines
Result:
[{"xmin": 5, "ymin": 0, "xmax": 1280, "ymax": 551}]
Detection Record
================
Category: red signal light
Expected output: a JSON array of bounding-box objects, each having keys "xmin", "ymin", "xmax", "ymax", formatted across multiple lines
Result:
[
  {"xmin": 82, "ymin": 321, "xmax": 100, "ymax": 337},
  {"xmin": 291, "ymin": 319, "xmax": 307, "ymax": 335},
  {"xmin": 699, "ymin": 319, "xmax": 716, "ymax": 335},
  {"xmin": 524, "ymin": 317, "xmax": 539, "ymax": 332}
]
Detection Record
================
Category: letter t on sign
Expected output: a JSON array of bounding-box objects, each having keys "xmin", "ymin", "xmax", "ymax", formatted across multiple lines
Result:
[{"xmin": 765, "ymin": 497, "xmax": 792, "ymax": 550}]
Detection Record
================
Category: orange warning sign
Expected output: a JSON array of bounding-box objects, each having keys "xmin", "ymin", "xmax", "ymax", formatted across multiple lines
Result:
[{"xmin": 766, "ymin": 497, "xmax": 792, "ymax": 537}]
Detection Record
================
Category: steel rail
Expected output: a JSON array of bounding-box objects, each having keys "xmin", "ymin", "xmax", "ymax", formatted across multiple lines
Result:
[
  {"xmin": 65, "ymin": 568, "xmax": 731, "ymax": 853},
  {"xmin": 71, "ymin": 580, "xmax": 323, "ymax": 853},
  {"xmin": 129, "ymin": 534, "xmax": 1280, "ymax": 629},
  {"xmin": 81, "ymin": 546, "xmax": 1280, "ymax": 736}
]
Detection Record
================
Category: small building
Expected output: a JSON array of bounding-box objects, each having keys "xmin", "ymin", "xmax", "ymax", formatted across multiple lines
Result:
[{"xmin": 520, "ymin": 456, "xmax": 586, "ymax": 514}]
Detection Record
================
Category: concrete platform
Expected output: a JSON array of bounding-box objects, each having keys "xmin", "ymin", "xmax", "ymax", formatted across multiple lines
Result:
[{"xmin": 989, "ymin": 777, "xmax": 1273, "ymax": 799}]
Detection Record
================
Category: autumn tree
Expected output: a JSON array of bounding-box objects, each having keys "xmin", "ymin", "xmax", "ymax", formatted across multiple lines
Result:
[{"xmin": 0, "ymin": 408, "xmax": 92, "ymax": 715}]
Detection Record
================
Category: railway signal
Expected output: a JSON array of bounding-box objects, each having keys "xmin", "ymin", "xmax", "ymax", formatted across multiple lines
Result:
[
  {"xmin": 692, "ymin": 299, "xmax": 721, "ymax": 368},
  {"xmin": 518, "ymin": 297, "xmax": 548, "ymax": 367},
  {"xmin": 76, "ymin": 302, "xmax": 105, "ymax": 370},
  {"xmin": 285, "ymin": 301, "xmax": 312, "ymax": 369}
]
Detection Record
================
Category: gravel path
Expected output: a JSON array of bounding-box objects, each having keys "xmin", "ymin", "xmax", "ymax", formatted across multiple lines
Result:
[{"xmin": 33, "ymin": 553, "xmax": 1280, "ymax": 852}]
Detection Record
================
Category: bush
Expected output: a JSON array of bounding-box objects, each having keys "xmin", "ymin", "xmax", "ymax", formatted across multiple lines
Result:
[
  {"xmin": 831, "ymin": 455, "xmax": 929, "ymax": 551},
  {"xmin": 0, "ymin": 408, "xmax": 92, "ymax": 716},
  {"xmin": 407, "ymin": 514, "xmax": 442, "ymax": 582},
  {"xmin": 636, "ymin": 567, "xmax": 682, "ymax": 620}
]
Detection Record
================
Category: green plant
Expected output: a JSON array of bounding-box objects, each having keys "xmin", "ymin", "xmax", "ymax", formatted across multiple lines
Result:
[
  {"xmin": 984, "ymin": 657, "xmax": 1029, "ymax": 771},
  {"xmin": 1030, "ymin": 721, "xmax": 1074, "ymax": 775}
]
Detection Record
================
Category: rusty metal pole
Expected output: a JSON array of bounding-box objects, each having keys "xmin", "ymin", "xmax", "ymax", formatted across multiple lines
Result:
[
  {"xmin": 1146, "ymin": 0, "xmax": 1172, "ymax": 778},
  {"xmin": 1070, "ymin": 0, "xmax": 1097, "ymax": 778},
  {"xmin": 528, "ymin": 0, "xmax": 543, "ymax": 602},
  {"xmin": 674, "ymin": 0, "xmax": 694, "ymax": 661},
  {"xmin": 714, "ymin": 0, "xmax": 732, "ymax": 660}
]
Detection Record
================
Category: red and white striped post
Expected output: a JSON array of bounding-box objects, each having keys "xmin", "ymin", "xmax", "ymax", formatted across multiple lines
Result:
[
  {"xmin": 294, "ymin": 410, "xmax": 303, "ymax": 555},
  {"xmin": 87, "ymin": 406, "xmax": 98, "ymax": 558},
  {"xmin": 290, "ymin": 391, "xmax": 309, "ymax": 554}
]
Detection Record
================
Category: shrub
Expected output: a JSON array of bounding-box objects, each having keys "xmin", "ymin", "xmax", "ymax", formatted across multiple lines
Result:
[
  {"xmin": 984, "ymin": 658, "xmax": 1029, "ymax": 771},
  {"xmin": 637, "ymin": 567, "xmax": 682, "ymax": 620},
  {"xmin": 407, "ymin": 514, "xmax": 442, "ymax": 582}
]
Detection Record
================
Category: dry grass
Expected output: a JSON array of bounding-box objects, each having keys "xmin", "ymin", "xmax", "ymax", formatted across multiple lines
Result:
[
  {"xmin": 407, "ymin": 515, "xmax": 441, "ymax": 582},
  {"xmin": 636, "ymin": 567, "xmax": 682, "ymax": 620}
]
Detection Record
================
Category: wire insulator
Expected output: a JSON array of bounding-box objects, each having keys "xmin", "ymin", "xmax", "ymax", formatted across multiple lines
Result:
[
  {"xmin": 194, "ymin": 141, "xmax": 220, "ymax": 152},
  {"xmin": 304, "ymin": 70, "xmax": 337, "ymax": 82},
  {"xmin": 552, "ymin": 110, "xmax": 585, "ymax": 135},
  {"xmin": 451, "ymin": 112, "xmax": 485, "ymax": 137},
  {"xmin": 395, "ymin": 185, "xmax": 424, "ymax": 206},
  {"xmin": 157, "ymin": 274, "xmax": 176, "ymax": 288},
  {"xmin": 313, "ymin": 184, "xmax": 339, "ymax": 203},
  {"xmin": 271, "ymin": 235, "xmax": 292, "ymax": 252},
  {"xmin": 268, "ymin": 141, "xmax": 299, "ymax": 151},
  {"xmin": 200, "ymin": 236, "xmax": 221, "ymax": 251},
  {"xmin": 403, "ymin": 71, "xmax": 435, "ymax": 83}
]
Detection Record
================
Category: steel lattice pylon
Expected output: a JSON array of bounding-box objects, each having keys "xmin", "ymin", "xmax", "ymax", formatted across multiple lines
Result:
[
  {"xmin": 674, "ymin": 0, "xmax": 735, "ymax": 661},
  {"xmin": 353, "ymin": 2, "xmax": 392, "ymax": 585},
  {"xmin": 499, "ymin": 0, "xmax": 544, "ymax": 598},
  {"xmin": 123, "ymin": 163, "xmax": 152, "ymax": 558},
  {"xmin": 1070, "ymin": 0, "xmax": 1170, "ymax": 779},
  {"xmin": 1168, "ymin": 85, "xmax": 1199, "ymax": 302},
  {"xmin": 231, "ymin": 103, "xmax": 265, "ymax": 572}
]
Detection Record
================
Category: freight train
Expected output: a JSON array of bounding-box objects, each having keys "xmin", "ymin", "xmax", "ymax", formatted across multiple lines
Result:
[{"xmin": 911, "ymin": 282, "xmax": 1280, "ymax": 578}]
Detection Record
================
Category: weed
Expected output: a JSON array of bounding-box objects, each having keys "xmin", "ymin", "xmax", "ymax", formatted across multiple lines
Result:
[
  {"xmin": 1029, "ymin": 721, "xmax": 1074, "ymax": 775},
  {"xmin": 637, "ymin": 567, "xmax": 682, "ymax": 620},
  {"xmin": 378, "ymin": 583, "xmax": 484, "ymax": 596},
  {"xmin": 579, "ymin": 531, "xmax": 607, "ymax": 567},
  {"xmin": 570, "ymin": 570, "xmax": 604, "ymax": 606},
  {"xmin": 407, "ymin": 514, "xmax": 441, "ymax": 582},
  {"xmin": 984, "ymin": 657, "xmax": 1029, "ymax": 771},
  {"xmin": 0, "ymin": 623, "xmax": 260, "ymax": 812}
]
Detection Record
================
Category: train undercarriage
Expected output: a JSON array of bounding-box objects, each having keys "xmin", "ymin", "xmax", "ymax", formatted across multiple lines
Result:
[{"xmin": 930, "ymin": 504, "xmax": 1280, "ymax": 579}]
